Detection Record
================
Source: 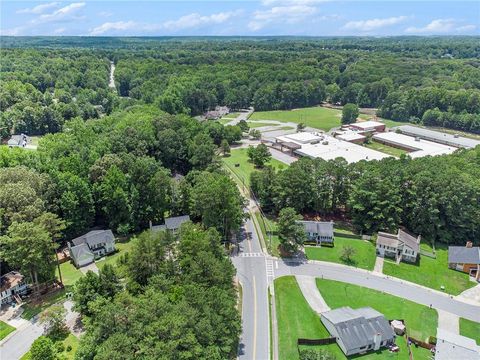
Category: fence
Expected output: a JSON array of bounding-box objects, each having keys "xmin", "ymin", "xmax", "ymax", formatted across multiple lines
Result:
[
  {"xmin": 408, "ymin": 337, "xmax": 435, "ymax": 351},
  {"xmin": 298, "ymin": 337, "xmax": 336, "ymax": 346}
]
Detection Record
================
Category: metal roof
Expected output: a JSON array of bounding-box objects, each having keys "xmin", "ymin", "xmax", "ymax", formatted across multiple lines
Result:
[
  {"xmin": 396, "ymin": 125, "xmax": 480, "ymax": 149},
  {"xmin": 448, "ymin": 246, "xmax": 480, "ymax": 264}
]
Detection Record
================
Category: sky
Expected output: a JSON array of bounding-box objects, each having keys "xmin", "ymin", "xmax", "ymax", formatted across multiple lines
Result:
[{"xmin": 1, "ymin": 0, "xmax": 479, "ymax": 37}]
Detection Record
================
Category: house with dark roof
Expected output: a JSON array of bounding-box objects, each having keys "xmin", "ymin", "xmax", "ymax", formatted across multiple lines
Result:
[
  {"xmin": 297, "ymin": 220, "xmax": 334, "ymax": 245},
  {"xmin": 376, "ymin": 229, "xmax": 420, "ymax": 263},
  {"xmin": 321, "ymin": 306, "xmax": 395, "ymax": 356},
  {"xmin": 68, "ymin": 230, "xmax": 116, "ymax": 268},
  {"xmin": 151, "ymin": 215, "xmax": 190, "ymax": 236},
  {"xmin": 448, "ymin": 242, "xmax": 480, "ymax": 280},
  {"xmin": 1, "ymin": 271, "xmax": 28, "ymax": 306}
]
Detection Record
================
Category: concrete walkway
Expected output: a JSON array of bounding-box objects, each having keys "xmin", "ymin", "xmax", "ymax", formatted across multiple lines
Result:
[
  {"xmin": 295, "ymin": 275, "xmax": 330, "ymax": 314},
  {"xmin": 373, "ymin": 256, "xmax": 384, "ymax": 273},
  {"xmin": 79, "ymin": 262, "xmax": 99, "ymax": 274},
  {"xmin": 437, "ymin": 309, "xmax": 460, "ymax": 334},
  {"xmin": 456, "ymin": 284, "xmax": 480, "ymax": 305}
]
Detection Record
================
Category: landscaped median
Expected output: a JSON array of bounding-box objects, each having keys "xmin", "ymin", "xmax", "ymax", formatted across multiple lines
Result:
[{"xmin": 274, "ymin": 275, "xmax": 438, "ymax": 360}]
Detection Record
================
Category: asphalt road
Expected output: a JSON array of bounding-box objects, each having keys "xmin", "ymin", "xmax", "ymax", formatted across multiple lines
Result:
[
  {"xmin": 232, "ymin": 216, "xmax": 270, "ymax": 360},
  {"xmin": 0, "ymin": 317, "xmax": 43, "ymax": 360}
]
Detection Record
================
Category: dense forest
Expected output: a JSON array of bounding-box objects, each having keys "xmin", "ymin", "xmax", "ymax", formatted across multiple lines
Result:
[
  {"xmin": 251, "ymin": 150, "xmax": 480, "ymax": 246},
  {"xmin": 1, "ymin": 36, "xmax": 480, "ymax": 138}
]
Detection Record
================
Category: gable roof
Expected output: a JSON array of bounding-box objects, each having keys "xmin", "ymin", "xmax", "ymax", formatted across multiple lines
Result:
[
  {"xmin": 448, "ymin": 246, "xmax": 480, "ymax": 264},
  {"xmin": 377, "ymin": 232, "xmax": 399, "ymax": 248},
  {"xmin": 165, "ymin": 215, "xmax": 190, "ymax": 230},
  {"xmin": 398, "ymin": 229, "xmax": 420, "ymax": 252},
  {"xmin": 376, "ymin": 229, "xmax": 420, "ymax": 252},
  {"xmin": 69, "ymin": 243, "xmax": 94, "ymax": 263},
  {"xmin": 297, "ymin": 221, "xmax": 334, "ymax": 237},
  {"xmin": 72, "ymin": 230, "xmax": 115, "ymax": 247},
  {"xmin": 321, "ymin": 307, "xmax": 395, "ymax": 352},
  {"xmin": 0, "ymin": 271, "xmax": 24, "ymax": 293}
]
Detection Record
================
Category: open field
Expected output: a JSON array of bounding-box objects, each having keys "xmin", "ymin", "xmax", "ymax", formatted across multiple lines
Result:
[
  {"xmin": 377, "ymin": 119, "xmax": 411, "ymax": 129},
  {"xmin": 275, "ymin": 276, "xmax": 343, "ymax": 360},
  {"xmin": 0, "ymin": 320, "xmax": 15, "ymax": 340},
  {"xmin": 247, "ymin": 121, "xmax": 278, "ymax": 128},
  {"xmin": 317, "ymin": 279, "xmax": 437, "ymax": 360},
  {"xmin": 364, "ymin": 140, "xmax": 408, "ymax": 157},
  {"xmin": 305, "ymin": 235, "xmax": 377, "ymax": 270},
  {"xmin": 222, "ymin": 147, "xmax": 287, "ymax": 186},
  {"xmin": 383, "ymin": 243, "xmax": 476, "ymax": 296},
  {"xmin": 460, "ymin": 318, "xmax": 480, "ymax": 344},
  {"xmin": 250, "ymin": 106, "xmax": 367, "ymax": 131}
]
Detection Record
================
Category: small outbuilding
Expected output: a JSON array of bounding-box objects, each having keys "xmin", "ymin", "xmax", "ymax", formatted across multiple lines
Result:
[{"xmin": 390, "ymin": 320, "xmax": 406, "ymax": 336}]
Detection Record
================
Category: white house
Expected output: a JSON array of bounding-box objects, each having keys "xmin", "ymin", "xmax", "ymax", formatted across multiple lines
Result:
[
  {"xmin": 296, "ymin": 220, "xmax": 334, "ymax": 245},
  {"xmin": 68, "ymin": 230, "xmax": 116, "ymax": 268},
  {"xmin": 1, "ymin": 271, "xmax": 28, "ymax": 306},
  {"xmin": 376, "ymin": 229, "xmax": 420, "ymax": 263}
]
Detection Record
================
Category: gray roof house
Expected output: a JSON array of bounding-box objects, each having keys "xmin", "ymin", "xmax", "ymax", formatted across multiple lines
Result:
[
  {"xmin": 321, "ymin": 307, "xmax": 395, "ymax": 356},
  {"xmin": 151, "ymin": 215, "xmax": 190, "ymax": 235},
  {"xmin": 448, "ymin": 244, "xmax": 480, "ymax": 280},
  {"xmin": 297, "ymin": 220, "xmax": 334, "ymax": 245},
  {"xmin": 68, "ymin": 230, "xmax": 115, "ymax": 268},
  {"xmin": 376, "ymin": 229, "xmax": 420, "ymax": 263},
  {"xmin": 435, "ymin": 328, "xmax": 480, "ymax": 360},
  {"xmin": 7, "ymin": 134, "xmax": 28, "ymax": 148}
]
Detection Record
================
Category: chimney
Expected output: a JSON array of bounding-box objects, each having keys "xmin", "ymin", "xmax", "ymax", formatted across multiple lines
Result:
[
  {"xmin": 466, "ymin": 241, "xmax": 473, "ymax": 248},
  {"xmin": 373, "ymin": 333, "xmax": 382, "ymax": 351}
]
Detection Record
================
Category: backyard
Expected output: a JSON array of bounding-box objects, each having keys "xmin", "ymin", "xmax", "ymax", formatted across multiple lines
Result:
[
  {"xmin": 383, "ymin": 243, "xmax": 476, "ymax": 295},
  {"xmin": 364, "ymin": 141, "xmax": 407, "ymax": 157},
  {"xmin": 460, "ymin": 318, "xmax": 480, "ymax": 344},
  {"xmin": 305, "ymin": 234, "xmax": 377, "ymax": 270},
  {"xmin": 316, "ymin": 278, "xmax": 438, "ymax": 360},
  {"xmin": 222, "ymin": 147, "xmax": 287, "ymax": 186},
  {"xmin": 249, "ymin": 106, "xmax": 370, "ymax": 131},
  {"xmin": 0, "ymin": 320, "xmax": 15, "ymax": 340}
]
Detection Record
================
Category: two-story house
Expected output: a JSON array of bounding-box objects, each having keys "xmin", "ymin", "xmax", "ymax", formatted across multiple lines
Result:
[
  {"xmin": 1, "ymin": 271, "xmax": 28, "ymax": 306},
  {"xmin": 68, "ymin": 230, "xmax": 116, "ymax": 268},
  {"xmin": 151, "ymin": 215, "xmax": 191, "ymax": 236},
  {"xmin": 296, "ymin": 220, "xmax": 334, "ymax": 246},
  {"xmin": 376, "ymin": 229, "xmax": 420, "ymax": 263}
]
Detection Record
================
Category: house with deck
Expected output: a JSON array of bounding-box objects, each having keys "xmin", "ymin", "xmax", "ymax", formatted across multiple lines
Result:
[
  {"xmin": 296, "ymin": 220, "xmax": 334, "ymax": 245},
  {"xmin": 68, "ymin": 230, "xmax": 116, "ymax": 268},
  {"xmin": 321, "ymin": 306, "xmax": 395, "ymax": 356},
  {"xmin": 1, "ymin": 271, "xmax": 29, "ymax": 306},
  {"xmin": 376, "ymin": 229, "xmax": 420, "ymax": 263}
]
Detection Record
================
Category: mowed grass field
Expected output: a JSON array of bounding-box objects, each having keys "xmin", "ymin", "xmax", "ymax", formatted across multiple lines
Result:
[
  {"xmin": 383, "ymin": 243, "xmax": 476, "ymax": 296},
  {"xmin": 0, "ymin": 320, "xmax": 15, "ymax": 340},
  {"xmin": 460, "ymin": 318, "xmax": 480, "ymax": 344},
  {"xmin": 316, "ymin": 279, "xmax": 438, "ymax": 360},
  {"xmin": 305, "ymin": 235, "xmax": 377, "ymax": 270},
  {"xmin": 250, "ymin": 106, "xmax": 356, "ymax": 131},
  {"xmin": 222, "ymin": 147, "xmax": 287, "ymax": 185}
]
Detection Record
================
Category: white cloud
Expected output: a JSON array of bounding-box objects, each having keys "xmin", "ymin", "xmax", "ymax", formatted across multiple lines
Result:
[
  {"xmin": 98, "ymin": 11, "xmax": 113, "ymax": 18},
  {"xmin": 343, "ymin": 16, "xmax": 407, "ymax": 32},
  {"xmin": 53, "ymin": 27, "xmax": 66, "ymax": 34},
  {"xmin": 261, "ymin": 0, "xmax": 327, "ymax": 5},
  {"xmin": 0, "ymin": 27, "xmax": 25, "ymax": 36},
  {"xmin": 163, "ymin": 10, "xmax": 240, "ymax": 31},
  {"xmin": 17, "ymin": 2, "xmax": 59, "ymax": 14},
  {"xmin": 249, "ymin": 5, "xmax": 318, "ymax": 31},
  {"xmin": 90, "ymin": 21, "xmax": 137, "ymax": 35},
  {"xmin": 36, "ymin": 2, "xmax": 86, "ymax": 24},
  {"xmin": 404, "ymin": 19, "xmax": 475, "ymax": 34}
]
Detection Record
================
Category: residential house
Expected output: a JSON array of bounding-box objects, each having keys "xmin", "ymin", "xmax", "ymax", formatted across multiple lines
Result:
[
  {"xmin": 151, "ymin": 215, "xmax": 190, "ymax": 235},
  {"xmin": 376, "ymin": 229, "xmax": 421, "ymax": 263},
  {"xmin": 435, "ymin": 328, "xmax": 480, "ymax": 360},
  {"xmin": 7, "ymin": 134, "xmax": 28, "ymax": 148},
  {"xmin": 297, "ymin": 220, "xmax": 334, "ymax": 245},
  {"xmin": 321, "ymin": 306, "xmax": 395, "ymax": 356},
  {"xmin": 1, "ymin": 271, "xmax": 28, "ymax": 306},
  {"xmin": 448, "ymin": 242, "xmax": 480, "ymax": 280},
  {"xmin": 68, "ymin": 230, "xmax": 116, "ymax": 268}
]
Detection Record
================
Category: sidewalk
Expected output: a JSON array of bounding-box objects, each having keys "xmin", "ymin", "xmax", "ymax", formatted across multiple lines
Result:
[{"xmin": 296, "ymin": 275, "xmax": 330, "ymax": 314}]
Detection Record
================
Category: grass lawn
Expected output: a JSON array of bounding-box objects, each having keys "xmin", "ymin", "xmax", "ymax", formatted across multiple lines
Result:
[
  {"xmin": 460, "ymin": 318, "xmax": 480, "ymax": 344},
  {"xmin": 0, "ymin": 320, "xmax": 15, "ymax": 340},
  {"xmin": 249, "ymin": 106, "xmax": 345, "ymax": 131},
  {"xmin": 255, "ymin": 211, "xmax": 281, "ymax": 257},
  {"xmin": 56, "ymin": 261, "xmax": 83, "ymax": 287},
  {"xmin": 364, "ymin": 141, "xmax": 407, "ymax": 157},
  {"xmin": 21, "ymin": 333, "xmax": 80, "ymax": 360},
  {"xmin": 247, "ymin": 121, "xmax": 278, "ymax": 128},
  {"xmin": 275, "ymin": 276, "xmax": 343, "ymax": 360},
  {"xmin": 383, "ymin": 243, "xmax": 476, "ymax": 296},
  {"xmin": 305, "ymin": 235, "xmax": 377, "ymax": 270},
  {"xmin": 222, "ymin": 148, "xmax": 287, "ymax": 186},
  {"xmin": 21, "ymin": 288, "xmax": 68, "ymax": 320},
  {"xmin": 96, "ymin": 238, "xmax": 133, "ymax": 270},
  {"xmin": 317, "ymin": 279, "xmax": 438, "ymax": 360},
  {"xmin": 218, "ymin": 118, "xmax": 233, "ymax": 125},
  {"xmin": 378, "ymin": 118, "xmax": 410, "ymax": 129}
]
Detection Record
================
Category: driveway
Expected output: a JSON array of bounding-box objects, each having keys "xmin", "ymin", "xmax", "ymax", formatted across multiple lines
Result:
[
  {"xmin": 437, "ymin": 309, "xmax": 459, "ymax": 334},
  {"xmin": 296, "ymin": 275, "xmax": 330, "ymax": 314},
  {"xmin": 80, "ymin": 262, "xmax": 99, "ymax": 274},
  {"xmin": 373, "ymin": 256, "xmax": 384, "ymax": 273},
  {"xmin": 0, "ymin": 317, "xmax": 43, "ymax": 360}
]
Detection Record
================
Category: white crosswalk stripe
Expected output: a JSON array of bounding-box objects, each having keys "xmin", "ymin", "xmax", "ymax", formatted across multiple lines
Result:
[
  {"xmin": 240, "ymin": 252, "xmax": 264, "ymax": 257},
  {"xmin": 265, "ymin": 259, "xmax": 274, "ymax": 279}
]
